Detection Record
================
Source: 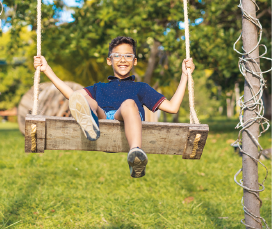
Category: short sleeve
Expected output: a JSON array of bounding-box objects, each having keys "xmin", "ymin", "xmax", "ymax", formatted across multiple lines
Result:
[
  {"xmin": 84, "ymin": 84, "xmax": 97, "ymax": 100},
  {"xmin": 139, "ymin": 83, "xmax": 166, "ymax": 112}
]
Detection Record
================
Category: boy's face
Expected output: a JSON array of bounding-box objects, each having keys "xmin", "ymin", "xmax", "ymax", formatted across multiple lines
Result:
[{"xmin": 107, "ymin": 43, "xmax": 137, "ymax": 79}]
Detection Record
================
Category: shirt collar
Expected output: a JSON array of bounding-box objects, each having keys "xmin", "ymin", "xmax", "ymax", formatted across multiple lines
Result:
[{"xmin": 108, "ymin": 75, "xmax": 135, "ymax": 81}]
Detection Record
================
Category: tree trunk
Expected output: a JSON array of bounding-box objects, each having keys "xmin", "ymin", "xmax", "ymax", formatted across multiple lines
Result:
[
  {"xmin": 143, "ymin": 106, "xmax": 158, "ymax": 122},
  {"xmin": 262, "ymin": 88, "xmax": 271, "ymax": 120},
  {"xmin": 143, "ymin": 40, "xmax": 160, "ymax": 85},
  {"xmin": 226, "ymin": 91, "xmax": 235, "ymax": 118},
  {"xmin": 172, "ymin": 109, "xmax": 179, "ymax": 123},
  {"xmin": 163, "ymin": 111, "xmax": 167, "ymax": 122},
  {"xmin": 234, "ymin": 82, "xmax": 240, "ymax": 115},
  {"xmin": 226, "ymin": 98, "xmax": 232, "ymax": 118},
  {"xmin": 143, "ymin": 40, "xmax": 161, "ymax": 121},
  {"xmin": 242, "ymin": 0, "xmax": 261, "ymax": 228}
]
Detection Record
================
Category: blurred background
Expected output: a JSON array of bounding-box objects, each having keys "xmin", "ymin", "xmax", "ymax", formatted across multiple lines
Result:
[
  {"xmin": 0, "ymin": 1, "xmax": 271, "ymax": 228},
  {"xmin": 0, "ymin": 0, "xmax": 271, "ymax": 123}
]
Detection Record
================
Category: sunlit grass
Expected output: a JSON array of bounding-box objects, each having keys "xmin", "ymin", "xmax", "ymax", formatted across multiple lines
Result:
[{"xmin": 0, "ymin": 120, "xmax": 271, "ymax": 228}]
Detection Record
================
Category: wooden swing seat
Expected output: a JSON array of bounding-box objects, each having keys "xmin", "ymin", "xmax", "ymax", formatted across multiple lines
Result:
[{"xmin": 25, "ymin": 115, "xmax": 209, "ymax": 159}]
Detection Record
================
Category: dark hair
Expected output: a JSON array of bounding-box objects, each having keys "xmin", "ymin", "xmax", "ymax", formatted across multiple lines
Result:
[{"xmin": 108, "ymin": 36, "xmax": 137, "ymax": 57}]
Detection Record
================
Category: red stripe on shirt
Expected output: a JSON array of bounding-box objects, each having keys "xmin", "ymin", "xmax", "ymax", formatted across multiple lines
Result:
[
  {"xmin": 152, "ymin": 97, "xmax": 166, "ymax": 112},
  {"xmin": 83, "ymin": 88, "xmax": 94, "ymax": 99}
]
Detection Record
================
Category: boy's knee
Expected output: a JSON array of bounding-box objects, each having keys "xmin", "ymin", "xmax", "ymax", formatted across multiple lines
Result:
[
  {"xmin": 121, "ymin": 99, "xmax": 137, "ymax": 109},
  {"xmin": 120, "ymin": 99, "xmax": 139, "ymax": 115}
]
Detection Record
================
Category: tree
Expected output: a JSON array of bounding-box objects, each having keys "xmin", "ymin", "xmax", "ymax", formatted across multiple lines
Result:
[
  {"xmin": 0, "ymin": 28, "xmax": 35, "ymax": 109},
  {"xmin": 189, "ymin": 0, "xmax": 271, "ymax": 116},
  {"xmin": 0, "ymin": 0, "xmax": 65, "ymax": 110},
  {"xmin": 2, "ymin": 0, "xmax": 270, "ymax": 117},
  {"xmin": 40, "ymin": 0, "xmax": 203, "ymax": 86}
]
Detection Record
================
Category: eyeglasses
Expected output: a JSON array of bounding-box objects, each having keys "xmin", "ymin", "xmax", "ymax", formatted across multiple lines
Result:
[{"xmin": 109, "ymin": 53, "xmax": 135, "ymax": 61}]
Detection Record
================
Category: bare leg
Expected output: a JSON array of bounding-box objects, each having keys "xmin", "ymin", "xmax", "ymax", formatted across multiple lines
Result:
[
  {"xmin": 77, "ymin": 89, "xmax": 106, "ymax": 119},
  {"xmin": 114, "ymin": 99, "xmax": 142, "ymax": 149}
]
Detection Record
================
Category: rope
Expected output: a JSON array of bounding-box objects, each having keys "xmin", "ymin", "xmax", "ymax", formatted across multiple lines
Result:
[
  {"xmin": 190, "ymin": 133, "xmax": 201, "ymax": 158},
  {"xmin": 31, "ymin": 0, "xmax": 42, "ymax": 152},
  {"xmin": 0, "ymin": 1, "xmax": 3, "ymax": 29},
  {"xmin": 183, "ymin": 0, "xmax": 201, "ymax": 159},
  {"xmin": 233, "ymin": 0, "xmax": 271, "ymax": 227},
  {"xmin": 183, "ymin": 0, "xmax": 199, "ymax": 125}
]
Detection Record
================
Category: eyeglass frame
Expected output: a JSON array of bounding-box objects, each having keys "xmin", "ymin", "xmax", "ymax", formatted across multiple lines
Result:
[{"xmin": 109, "ymin": 53, "xmax": 136, "ymax": 61}]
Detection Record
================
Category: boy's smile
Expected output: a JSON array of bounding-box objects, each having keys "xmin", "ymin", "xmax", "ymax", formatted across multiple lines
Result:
[{"xmin": 107, "ymin": 43, "xmax": 137, "ymax": 79}]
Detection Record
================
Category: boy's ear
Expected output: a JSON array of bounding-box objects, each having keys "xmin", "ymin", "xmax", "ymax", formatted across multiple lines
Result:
[
  {"xmin": 134, "ymin": 58, "xmax": 137, "ymax": 66},
  {"xmin": 107, "ymin": 57, "xmax": 112, "ymax": 66}
]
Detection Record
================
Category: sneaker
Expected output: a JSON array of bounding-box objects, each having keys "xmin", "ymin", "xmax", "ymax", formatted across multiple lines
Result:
[
  {"xmin": 127, "ymin": 148, "xmax": 148, "ymax": 178},
  {"xmin": 69, "ymin": 91, "xmax": 100, "ymax": 141}
]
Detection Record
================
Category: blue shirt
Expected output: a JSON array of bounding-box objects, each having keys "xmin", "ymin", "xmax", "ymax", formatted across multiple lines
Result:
[{"xmin": 84, "ymin": 75, "xmax": 165, "ymax": 121}]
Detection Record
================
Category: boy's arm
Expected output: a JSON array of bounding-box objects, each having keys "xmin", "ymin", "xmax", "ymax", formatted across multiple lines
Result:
[
  {"xmin": 34, "ymin": 56, "xmax": 74, "ymax": 99},
  {"xmin": 43, "ymin": 66, "xmax": 74, "ymax": 99},
  {"xmin": 158, "ymin": 58, "xmax": 194, "ymax": 114}
]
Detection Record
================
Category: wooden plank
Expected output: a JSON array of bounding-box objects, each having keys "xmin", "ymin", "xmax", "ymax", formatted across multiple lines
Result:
[
  {"xmin": 25, "ymin": 116, "xmax": 46, "ymax": 153},
  {"xmin": 25, "ymin": 115, "xmax": 209, "ymax": 157},
  {"xmin": 194, "ymin": 127, "xmax": 209, "ymax": 159},
  {"xmin": 182, "ymin": 126, "xmax": 209, "ymax": 159}
]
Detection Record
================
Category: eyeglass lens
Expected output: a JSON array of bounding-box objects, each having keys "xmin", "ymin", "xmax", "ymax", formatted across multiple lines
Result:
[{"xmin": 112, "ymin": 54, "xmax": 134, "ymax": 61}]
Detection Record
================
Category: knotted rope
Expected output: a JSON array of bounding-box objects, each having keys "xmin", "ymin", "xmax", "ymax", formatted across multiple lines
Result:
[
  {"xmin": 233, "ymin": 0, "xmax": 270, "ymax": 227},
  {"xmin": 31, "ymin": 0, "xmax": 42, "ymax": 152},
  {"xmin": 183, "ymin": 0, "xmax": 201, "ymax": 158}
]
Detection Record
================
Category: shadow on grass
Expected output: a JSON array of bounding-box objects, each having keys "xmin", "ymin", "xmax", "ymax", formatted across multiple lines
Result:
[
  {"xmin": 201, "ymin": 202, "xmax": 242, "ymax": 229},
  {"xmin": 170, "ymin": 170, "xmax": 240, "ymax": 228},
  {"xmin": 0, "ymin": 172, "xmax": 43, "ymax": 228}
]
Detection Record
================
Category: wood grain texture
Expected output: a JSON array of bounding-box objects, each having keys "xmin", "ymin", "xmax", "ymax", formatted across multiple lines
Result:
[
  {"xmin": 182, "ymin": 126, "xmax": 209, "ymax": 159},
  {"xmin": 25, "ymin": 115, "xmax": 209, "ymax": 158}
]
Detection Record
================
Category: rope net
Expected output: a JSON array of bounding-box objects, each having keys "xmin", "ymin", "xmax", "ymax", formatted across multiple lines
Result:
[{"xmin": 233, "ymin": 0, "xmax": 271, "ymax": 228}]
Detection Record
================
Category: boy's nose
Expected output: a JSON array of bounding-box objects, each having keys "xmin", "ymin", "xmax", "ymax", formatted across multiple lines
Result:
[{"xmin": 120, "ymin": 56, "xmax": 126, "ymax": 62}]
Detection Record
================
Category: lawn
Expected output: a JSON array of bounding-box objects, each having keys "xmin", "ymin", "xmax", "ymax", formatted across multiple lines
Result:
[{"xmin": 0, "ymin": 118, "xmax": 271, "ymax": 228}]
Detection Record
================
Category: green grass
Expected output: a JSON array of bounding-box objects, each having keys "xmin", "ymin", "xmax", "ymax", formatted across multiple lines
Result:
[{"xmin": 0, "ymin": 119, "xmax": 271, "ymax": 228}]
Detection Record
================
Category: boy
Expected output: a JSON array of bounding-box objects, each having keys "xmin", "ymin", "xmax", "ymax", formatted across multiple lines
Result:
[{"xmin": 34, "ymin": 36, "xmax": 195, "ymax": 178}]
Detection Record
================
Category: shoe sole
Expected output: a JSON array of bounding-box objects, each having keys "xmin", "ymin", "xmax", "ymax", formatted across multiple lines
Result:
[
  {"xmin": 69, "ymin": 92, "xmax": 100, "ymax": 141},
  {"xmin": 127, "ymin": 148, "xmax": 148, "ymax": 178}
]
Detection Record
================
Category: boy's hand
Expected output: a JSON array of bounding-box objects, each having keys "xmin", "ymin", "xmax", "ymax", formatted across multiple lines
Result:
[
  {"xmin": 34, "ymin": 56, "xmax": 49, "ymax": 72},
  {"xmin": 182, "ymin": 58, "xmax": 195, "ymax": 76}
]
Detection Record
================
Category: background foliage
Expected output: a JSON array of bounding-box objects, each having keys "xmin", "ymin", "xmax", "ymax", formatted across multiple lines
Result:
[{"xmin": 0, "ymin": 0, "xmax": 271, "ymax": 117}]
